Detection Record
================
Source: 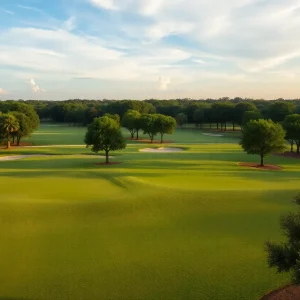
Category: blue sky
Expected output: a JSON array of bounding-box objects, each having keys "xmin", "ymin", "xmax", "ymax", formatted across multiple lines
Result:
[{"xmin": 1, "ymin": 0, "xmax": 300, "ymax": 100}]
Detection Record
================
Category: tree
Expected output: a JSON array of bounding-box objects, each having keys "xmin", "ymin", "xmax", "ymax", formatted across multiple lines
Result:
[
  {"xmin": 176, "ymin": 113, "xmax": 188, "ymax": 127},
  {"xmin": 193, "ymin": 108, "xmax": 205, "ymax": 128},
  {"xmin": 11, "ymin": 112, "xmax": 32, "ymax": 145},
  {"xmin": 283, "ymin": 114, "xmax": 300, "ymax": 154},
  {"xmin": 265, "ymin": 194, "xmax": 300, "ymax": 284},
  {"xmin": 240, "ymin": 119, "xmax": 286, "ymax": 166},
  {"xmin": 233, "ymin": 102, "xmax": 257, "ymax": 127},
  {"xmin": 103, "ymin": 113, "xmax": 120, "ymax": 127},
  {"xmin": 140, "ymin": 114, "xmax": 159, "ymax": 143},
  {"xmin": 268, "ymin": 102, "xmax": 295, "ymax": 123},
  {"xmin": 121, "ymin": 110, "xmax": 141, "ymax": 139},
  {"xmin": 84, "ymin": 116, "xmax": 126, "ymax": 164},
  {"xmin": 155, "ymin": 114, "xmax": 176, "ymax": 143},
  {"xmin": 0, "ymin": 113, "xmax": 20, "ymax": 149},
  {"xmin": 211, "ymin": 102, "xmax": 234, "ymax": 131},
  {"xmin": 242, "ymin": 111, "xmax": 262, "ymax": 127}
]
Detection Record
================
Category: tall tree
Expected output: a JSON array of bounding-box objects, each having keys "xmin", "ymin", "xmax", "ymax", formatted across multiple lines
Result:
[
  {"xmin": 0, "ymin": 113, "xmax": 19, "ymax": 149},
  {"xmin": 268, "ymin": 102, "xmax": 295, "ymax": 123},
  {"xmin": 240, "ymin": 119, "xmax": 286, "ymax": 166},
  {"xmin": 140, "ymin": 114, "xmax": 159, "ymax": 143},
  {"xmin": 233, "ymin": 102, "xmax": 257, "ymax": 127},
  {"xmin": 11, "ymin": 112, "xmax": 32, "ymax": 145},
  {"xmin": 84, "ymin": 116, "xmax": 126, "ymax": 164},
  {"xmin": 155, "ymin": 114, "xmax": 176, "ymax": 143},
  {"xmin": 121, "ymin": 110, "xmax": 141, "ymax": 139},
  {"xmin": 242, "ymin": 111, "xmax": 262, "ymax": 127},
  {"xmin": 283, "ymin": 114, "xmax": 300, "ymax": 154},
  {"xmin": 176, "ymin": 113, "xmax": 188, "ymax": 127},
  {"xmin": 265, "ymin": 194, "xmax": 300, "ymax": 284}
]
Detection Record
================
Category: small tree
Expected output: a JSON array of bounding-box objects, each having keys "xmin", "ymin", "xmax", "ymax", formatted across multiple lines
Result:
[
  {"xmin": 140, "ymin": 114, "xmax": 159, "ymax": 143},
  {"xmin": 176, "ymin": 113, "xmax": 188, "ymax": 127},
  {"xmin": 121, "ymin": 110, "xmax": 141, "ymax": 139},
  {"xmin": 155, "ymin": 114, "xmax": 176, "ymax": 143},
  {"xmin": 0, "ymin": 113, "xmax": 19, "ymax": 149},
  {"xmin": 84, "ymin": 116, "xmax": 126, "ymax": 164},
  {"xmin": 11, "ymin": 112, "xmax": 33, "ymax": 145},
  {"xmin": 266, "ymin": 194, "xmax": 300, "ymax": 284},
  {"xmin": 240, "ymin": 119, "xmax": 286, "ymax": 166},
  {"xmin": 283, "ymin": 114, "xmax": 300, "ymax": 154}
]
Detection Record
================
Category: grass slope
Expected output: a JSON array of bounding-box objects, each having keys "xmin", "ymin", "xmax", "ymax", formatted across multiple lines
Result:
[{"xmin": 0, "ymin": 126, "xmax": 299, "ymax": 300}]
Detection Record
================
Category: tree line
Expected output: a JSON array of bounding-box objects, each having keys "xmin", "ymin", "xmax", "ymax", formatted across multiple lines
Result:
[
  {"xmin": 9, "ymin": 98, "xmax": 299, "ymax": 128},
  {"xmin": 0, "ymin": 102, "xmax": 40, "ymax": 148}
]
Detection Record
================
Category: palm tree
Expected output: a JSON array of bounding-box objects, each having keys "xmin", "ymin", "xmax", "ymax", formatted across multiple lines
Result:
[{"xmin": 0, "ymin": 114, "xmax": 19, "ymax": 149}]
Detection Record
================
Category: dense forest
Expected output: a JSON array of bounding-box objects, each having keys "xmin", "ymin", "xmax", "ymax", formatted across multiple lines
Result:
[{"xmin": 1, "ymin": 98, "xmax": 300, "ymax": 129}]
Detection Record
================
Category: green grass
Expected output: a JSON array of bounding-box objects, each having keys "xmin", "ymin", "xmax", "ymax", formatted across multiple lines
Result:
[
  {"xmin": 0, "ymin": 125, "xmax": 299, "ymax": 300},
  {"xmin": 24, "ymin": 123, "xmax": 239, "ymax": 145}
]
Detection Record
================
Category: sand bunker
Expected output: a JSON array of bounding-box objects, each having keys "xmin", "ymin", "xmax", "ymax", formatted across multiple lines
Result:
[
  {"xmin": 139, "ymin": 147, "xmax": 184, "ymax": 153},
  {"xmin": 0, "ymin": 155, "xmax": 51, "ymax": 161},
  {"xmin": 202, "ymin": 133, "xmax": 224, "ymax": 137}
]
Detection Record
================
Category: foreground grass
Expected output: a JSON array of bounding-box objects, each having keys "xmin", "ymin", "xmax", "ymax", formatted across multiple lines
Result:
[{"xmin": 0, "ymin": 142, "xmax": 299, "ymax": 300}]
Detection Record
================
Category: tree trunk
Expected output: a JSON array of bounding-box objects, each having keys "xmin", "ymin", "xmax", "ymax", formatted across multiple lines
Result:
[
  {"xmin": 136, "ymin": 130, "xmax": 139, "ymax": 140},
  {"xmin": 224, "ymin": 122, "xmax": 227, "ymax": 131},
  {"xmin": 17, "ymin": 136, "xmax": 21, "ymax": 146},
  {"xmin": 161, "ymin": 133, "xmax": 163, "ymax": 144},
  {"xmin": 105, "ymin": 150, "xmax": 109, "ymax": 164},
  {"xmin": 291, "ymin": 142, "xmax": 294, "ymax": 153},
  {"xmin": 221, "ymin": 123, "xmax": 223, "ymax": 131},
  {"xmin": 209, "ymin": 123, "xmax": 212, "ymax": 129},
  {"xmin": 260, "ymin": 155, "xmax": 264, "ymax": 167},
  {"xmin": 131, "ymin": 131, "xmax": 134, "ymax": 138},
  {"xmin": 12, "ymin": 136, "xmax": 15, "ymax": 144},
  {"xmin": 6, "ymin": 133, "xmax": 11, "ymax": 149},
  {"xmin": 297, "ymin": 144, "xmax": 300, "ymax": 154},
  {"xmin": 233, "ymin": 123, "xmax": 235, "ymax": 131},
  {"xmin": 217, "ymin": 123, "xmax": 219, "ymax": 129}
]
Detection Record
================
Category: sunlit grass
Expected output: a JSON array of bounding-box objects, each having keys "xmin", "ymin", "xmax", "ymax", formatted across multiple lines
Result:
[{"xmin": 0, "ymin": 126, "xmax": 298, "ymax": 300}]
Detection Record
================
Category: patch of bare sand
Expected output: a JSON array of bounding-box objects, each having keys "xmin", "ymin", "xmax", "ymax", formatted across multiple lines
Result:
[{"xmin": 139, "ymin": 147, "xmax": 184, "ymax": 153}]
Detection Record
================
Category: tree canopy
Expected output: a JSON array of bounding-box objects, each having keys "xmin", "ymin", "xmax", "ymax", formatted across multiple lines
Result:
[
  {"xmin": 0, "ymin": 113, "xmax": 20, "ymax": 148},
  {"xmin": 84, "ymin": 116, "xmax": 126, "ymax": 164},
  {"xmin": 240, "ymin": 119, "xmax": 286, "ymax": 166},
  {"xmin": 266, "ymin": 194, "xmax": 300, "ymax": 284},
  {"xmin": 283, "ymin": 114, "xmax": 300, "ymax": 154}
]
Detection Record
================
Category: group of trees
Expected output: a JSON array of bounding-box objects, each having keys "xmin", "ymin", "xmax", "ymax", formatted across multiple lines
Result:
[
  {"xmin": 0, "ymin": 102, "xmax": 40, "ymax": 148},
  {"xmin": 7, "ymin": 98, "xmax": 298, "ymax": 129},
  {"xmin": 122, "ymin": 110, "xmax": 176, "ymax": 143}
]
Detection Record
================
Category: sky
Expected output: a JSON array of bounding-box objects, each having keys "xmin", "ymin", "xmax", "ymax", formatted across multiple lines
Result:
[{"xmin": 1, "ymin": 0, "xmax": 300, "ymax": 100}]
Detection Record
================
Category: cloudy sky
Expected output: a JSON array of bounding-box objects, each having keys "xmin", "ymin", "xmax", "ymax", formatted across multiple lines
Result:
[{"xmin": 1, "ymin": 0, "xmax": 300, "ymax": 100}]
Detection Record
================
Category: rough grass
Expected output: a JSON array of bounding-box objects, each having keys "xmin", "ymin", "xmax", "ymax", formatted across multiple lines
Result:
[{"xmin": 0, "ymin": 126, "xmax": 299, "ymax": 300}]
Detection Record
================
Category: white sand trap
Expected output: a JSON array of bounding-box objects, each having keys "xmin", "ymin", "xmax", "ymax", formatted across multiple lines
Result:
[
  {"xmin": 0, "ymin": 155, "xmax": 51, "ymax": 161},
  {"xmin": 139, "ymin": 147, "xmax": 184, "ymax": 153},
  {"xmin": 202, "ymin": 133, "xmax": 224, "ymax": 137}
]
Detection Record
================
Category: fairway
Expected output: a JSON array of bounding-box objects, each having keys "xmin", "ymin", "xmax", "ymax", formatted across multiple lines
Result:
[
  {"xmin": 1, "ymin": 126, "xmax": 299, "ymax": 300},
  {"xmin": 24, "ymin": 123, "xmax": 239, "ymax": 145}
]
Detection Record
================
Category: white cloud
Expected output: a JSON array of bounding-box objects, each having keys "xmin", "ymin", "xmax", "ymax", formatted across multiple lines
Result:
[
  {"xmin": 0, "ymin": 88, "xmax": 8, "ymax": 95},
  {"xmin": 158, "ymin": 76, "xmax": 171, "ymax": 90},
  {"xmin": 88, "ymin": 0, "xmax": 118, "ymax": 10},
  {"xmin": 64, "ymin": 17, "xmax": 76, "ymax": 31},
  {"xmin": 3, "ymin": 9, "xmax": 15, "ymax": 15},
  {"xmin": 27, "ymin": 79, "xmax": 46, "ymax": 93}
]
